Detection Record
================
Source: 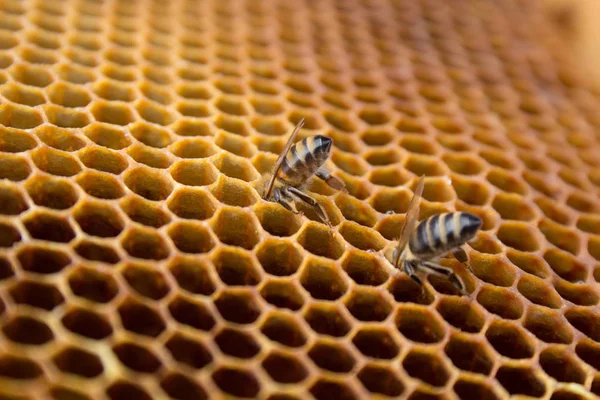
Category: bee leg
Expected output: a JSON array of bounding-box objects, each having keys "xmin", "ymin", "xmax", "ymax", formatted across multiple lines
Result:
[
  {"xmin": 316, "ymin": 168, "xmax": 347, "ymax": 192},
  {"xmin": 287, "ymin": 186, "xmax": 332, "ymax": 228},
  {"xmin": 274, "ymin": 187, "xmax": 303, "ymax": 215},
  {"xmin": 452, "ymin": 247, "xmax": 472, "ymax": 272},
  {"xmin": 404, "ymin": 260, "xmax": 424, "ymax": 289},
  {"xmin": 420, "ymin": 261, "xmax": 468, "ymax": 296}
]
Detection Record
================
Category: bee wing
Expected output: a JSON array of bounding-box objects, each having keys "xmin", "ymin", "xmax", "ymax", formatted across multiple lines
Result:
[
  {"xmin": 262, "ymin": 118, "xmax": 305, "ymax": 199},
  {"xmin": 392, "ymin": 175, "xmax": 425, "ymax": 267}
]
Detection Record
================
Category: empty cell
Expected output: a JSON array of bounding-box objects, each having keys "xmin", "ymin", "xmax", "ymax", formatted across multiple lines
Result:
[
  {"xmin": 1, "ymin": 83, "xmax": 46, "ymax": 107},
  {"xmin": 92, "ymin": 80, "xmax": 136, "ymax": 102},
  {"xmin": 310, "ymin": 379, "xmax": 357, "ymax": 400},
  {"xmin": 296, "ymin": 223, "xmax": 345, "ymax": 260},
  {"xmin": 215, "ymin": 289, "xmax": 261, "ymax": 324},
  {"xmin": 210, "ymin": 175, "xmax": 259, "ymax": 207},
  {"xmin": 167, "ymin": 335, "xmax": 212, "ymax": 369},
  {"xmin": 360, "ymin": 128, "xmax": 393, "ymax": 146},
  {"xmin": 0, "ymin": 355, "xmax": 43, "ymax": 380},
  {"xmin": 124, "ymin": 167, "xmax": 173, "ymax": 201},
  {"xmin": 539, "ymin": 219, "xmax": 580, "ymax": 255},
  {"xmin": 476, "ymin": 286, "xmax": 524, "ymax": 319},
  {"xmin": 74, "ymin": 201, "xmax": 124, "ymax": 238},
  {"xmin": 212, "ymin": 368, "xmax": 260, "ymax": 398},
  {"xmin": 565, "ymin": 308, "xmax": 600, "ymax": 342},
  {"xmin": 83, "ymin": 123, "xmax": 132, "ymax": 149},
  {"xmin": 171, "ymin": 159, "xmax": 218, "ymax": 187},
  {"xmin": 335, "ymin": 195, "xmax": 378, "ymax": 227},
  {"xmin": 3, "ymin": 315, "xmax": 54, "ymax": 345},
  {"xmin": 122, "ymin": 264, "xmax": 170, "ymax": 300},
  {"xmin": 491, "ymin": 192, "xmax": 536, "ymax": 221},
  {"xmin": 172, "ymin": 119, "xmax": 212, "ymax": 137},
  {"xmin": 127, "ymin": 144, "xmax": 172, "ymax": 169},
  {"xmin": 168, "ymin": 296, "xmax": 216, "ymax": 331},
  {"xmin": 452, "ymin": 176, "xmax": 491, "ymax": 205},
  {"xmin": 359, "ymin": 108, "xmax": 390, "ymax": 125},
  {"xmin": 576, "ymin": 214, "xmax": 600, "ymax": 235},
  {"xmin": 395, "ymin": 306, "xmax": 445, "ymax": 343},
  {"xmin": 34, "ymin": 125, "xmax": 85, "ymax": 152},
  {"xmin": 523, "ymin": 171, "xmax": 561, "ymax": 198},
  {"xmin": 160, "ymin": 373, "xmax": 208, "ymax": 400},
  {"xmin": 339, "ymin": 222, "xmax": 386, "ymax": 251},
  {"xmin": 170, "ymin": 137, "xmax": 218, "ymax": 158},
  {"xmin": 517, "ymin": 275, "xmax": 562, "ymax": 308},
  {"xmin": 118, "ymin": 299, "xmax": 166, "ymax": 337},
  {"xmin": 23, "ymin": 212, "xmax": 76, "ymax": 243},
  {"xmin": 215, "ymin": 328, "xmax": 260, "ymax": 359},
  {"xmin": 79, "ymin": 147, "xmax": 129, "ymax": 175},
  {"xmin": 260, "ymin": 280, "xmax": 304, "ymax": 311},
  {"xmin": 214, "ymin": 96, "xmax": 250, "ymax": 116},
  {"xmin": 129, "ymin": 121, "xmax": 173, "ymax": 148},
  {"xmin": 554, "ymin": 280, "xmax": 599, "ymax": 306},
  {"xmin": 53, "ymin": 347, "xmax": 103, "ymax": 378},
  {"xmin": 523, "ymin": 305, "xmax": 573, "ymax": 344},
  {"xmin": 106, "ymin": 381, "xmax": 151, "ymax": 400},
  {"xmin": 0, "ymin": 183, "xmax": 28, "ymax": 215},
  {"xmin": 567, "ymin": 191, "xmax": 599, "ymax": 213},
  {"xmin": 497, "ymin": 222, "xmax": 540, "ymax": 252},
  {"xmin": 255, "ymin": 239, "xmax": 303, "ymax": 276},
  {"xmin": 211, "ymin": 207, "xmax": 261, "ymax": 249},
  {"xmin": 90, "ymin": 102, "xmax": 135, "ymax": 125},
  {"xmin": 31, "ymin": 147, "xmax": 82, "ymax": 177},
  {"xmin": 168, "ymin": 222, "xmax": 215, "ymax": 254},
  {"xmin": 388, "ymin": 274, "xmax": 436, "ymax": 305},
  {"xmin": 300, "ymin": 258, "xmax": 348, "ymax": 300},
  {"xmin": 76, "ymin": 171, "xmax": 126, "ymax": 199},
  {"xmin": 0, "ymin": 103, "xmax": 44, "ymax": 129},
  {"xmin": 68, "ymin": 267, "xmax": 119, "ymax": 303},
  {"xmin": 369, "ymin": 167, "xmax": 411, "ymax": 187},
  {"xmin": 214, "ymin": 130, "xmax": 256, "ymax": 158},
  {"xmin": 212, "ymin": 247, "xmax": 261, "ymax": 286},
  {"xmin": 454, "ymin": 379, "xmax": 501, "ymax": 400},
  {"xmin": 214, "ymin": 114, "xmax": 252, "ymax": 136},
  {"xmin": 262, "ymin": 351, "xmax": 308, "ymax": 384},
  {"xmin": 139, "ymin": 81, "xmax": 173, "ymax": 105},
  {"xmin": 212, "ymin": 152, "xmax": 260, "ymax": 181},
  {"xmin": 9, "ymin": 279, "xmax": 64, "ymax": 310},
  {"xmin": 119, "ymin": 196, "xmax": 171, "ymax": 228},
  {"xmin": 47, "ymin": 82, "xmax": 91, "ymax": 107},
  {"xmin": 366, "ymin": 149, "xmax": 402, "ymax": 167},
  {"xmin": 442, "ymin": 153, "xmax": 485, "ymax": 175},
  {"xmin": 260, "ymin": 312, "xmax": 307, "ymax": 348},
  {"xmin": 308, "ymin": 341, "xmax": 355, "ymax": 373},
  {"xmin": 402, "ymin": 349, "xmax": 450, "ymax": 387},
  {"xmin": 358, "ymin": 364, "xmax": 404, "ymax": 396},
  {"xmin": 61, "ymin": 307, "xmax": 113, "ymax": 340},
  {"xmin": 539, "ymin": 347, "xmax": 586, "ymax": 384},
  {"xmin": 341, "ymin": 250, "xmax": 389, "ymax": 286},
  {"xmin": 176, "ymin": 100, "xmax": 212, "ymax": 118},
  {"xmin": 251, "ymin": 117, "xmax": 288, "ymax": 137},
  {"xmin": 444, "ymin": 334, "xmax": 494, "ymax": 375},
  {"xmin": 10, "ymin": 64, "xmax": 53, "ymax": 87},
  {"xmin": 121, "ymin": 227, "xmax": 170, "ymax": 260},
  {"xmin": 436, "ymin": 297, "xmax": 485, "ymax": 333},
  {"xmin": 543, "ymin": 248, "xmax": 587, "ymax": 283},
  {"xmin": 113, "ymin": 342, "xmax": 162, "ymax": 374},
  {"xmin": 495, "ymin": 366, "xmax": 546, "ymax": 397},
  {"xmin": 345, "ymin": 288, "xmax": 393, "ymax": 322},
  {"xmin": 506, "ymin": 250, "xmax": 551, "ymax": 278},
  {"xmin": 421, "ymin": 177, "xmax": 455, "ymax": 202}
]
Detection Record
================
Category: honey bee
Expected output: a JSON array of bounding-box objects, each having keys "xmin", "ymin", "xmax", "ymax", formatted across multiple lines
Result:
[
  {"xmin": 390, "ymin": 175, "xmax": 482, "ymax": 295},
  {"xmin": 262, "ymin": 119, "xmax": 346, "ymax": 226}
]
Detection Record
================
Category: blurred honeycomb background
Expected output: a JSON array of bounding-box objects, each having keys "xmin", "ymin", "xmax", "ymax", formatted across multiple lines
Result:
[{"xmin": 1, "ymin": 0, "xmax": 600, "ymax": 399}]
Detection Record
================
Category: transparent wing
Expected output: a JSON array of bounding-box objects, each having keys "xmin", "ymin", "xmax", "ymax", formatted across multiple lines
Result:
[
  {"xmin": 393, "ymin": 175, "xmax": 425, "ymax": 267},
  {"xmin": 262, "ymin": 118, "xmax": 305, "ymax": 199}
]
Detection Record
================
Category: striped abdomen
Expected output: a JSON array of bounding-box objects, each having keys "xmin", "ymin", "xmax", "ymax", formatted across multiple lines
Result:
[
  {"xmin": 278, "ymin": 135, "xmax": 332, "ymax": 187},
  {"xmin": 409, "ymin": 212, "xmax": 482, "ymax": 258}
]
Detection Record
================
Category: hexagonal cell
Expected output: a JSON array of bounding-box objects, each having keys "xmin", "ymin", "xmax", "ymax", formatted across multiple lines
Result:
[
  {"xmin": 167, "ymin": 256, "xmax": 216, "ymax": 295},
  {"xmin": 331, "ymin": 152, "xmax": 369, "ymax": 177},
  {"xmin": 0, "ymin": 126, "xmax": 37, "ymax": 153},
  {"xmin": 345, "ymin": 288, "xmax": 392, "ymax": 322},
  {"xmin": 539, "ymin": 346, "xmax": 586, "ymax": 384},
  {"xmin": 10, "ymin": 64, "xmax": 53, "ymax": 87},
  {"xmin": 495, "ymin": 366, "xmax": 546, "ymax": 397},
  {"xmin": 215, "ymin": 129, "xmax": 257, "ymax": 157},
  {"xmin": 445, "ymin": 333, "xmax": 494, "ymax": 375},
  {"xmin": 340, "ymin": 250, "xmax": 388, "ymax": 287},
  {"xmin": 565, "ymin": 308, "xmax": 600, "ymax": 342},
  {"xmin": 539, "ymin": 219, "xmax": 580, "ymax": 255},
  {"xmin": 304, "ymin": 303, "xmax": 352, "ymax": 338},
  {"xmin": 554, "ymin": 280, "xmax": 599, "ymax": 306},
  {"xmin": 260, "ymin": 312, "xmax": 307, "ymax": 348},
  {"xmin": 121, "ymin": 227, "xmax": 170, "ymax": 260},
  {"xmin": 74, "ymin": 239, "xmax": 120, "ymax": 264},
  {"xmin": 119, "ymin": 196, "xmax": 170, "ymax": 228},
  {"xmin": 497, "ymin": 221, "xmax": 540, "ymax": 252},
  {"xmin": 369, "ymin": 166, "xmax": 411, "ymax": 187},
  {"xmin": 31, "ymin": 147, "xmax": 82, "ymax": 177},
  {"xmin": 171, "ymin": 119, "xmax": 211, "ymax": 138},
  {"xmin": 127, "ymin": 143, "xmax": 173, "ymax": 169},
  {"xmin": 1, "ymin": 82, "xmax": 46, "ymax": 107},
  {"xmin": 128, "ymin": 121, "xmax": 172, "ymax": 148},
  {"xmin": 0, "ymin": 183, "xmax": 28, "ymax": 215},
  {"xmin": 78, "ymin": 147, "xmax": 128, "ymax": 175},
  {"xmin": 3, "ymin": 315, "xmax": 54, "ymax": 345},
  {"xmin": 83, "ymin": 123, "xmax": 130, "ymax": 150},
  {"xmin": 517, "ymin": 275, "xmax": 562, "ymax": 308},
  {"xmin": 106, "ymin": 381, "xmax": 152, "ymax": 400},
  {"xmin": 388, "ymin": 273, "xmax": 435, "ymax": 305},
  {"xmin": 0, "ymin": 257, "xmax": 14, "ymax": 281},
  {"xmin": 296, "ymin": 223, "xmax": 345, "ymax": 260},
  {"xmin": 61, "ymin": 307, "xmax": 112, "ymax": 340},
  {"xmin": 112, "ymin": 342, "xmax": 162, "ymax": 374},
  {"xmin": 136, "ymin": 100, "xmax": 175, "ymax": 125},
  {"xmin": 22, "ymin": 211, "xmax": 75, "ymax": 243},
  {"xmin": 0, "ymin": 153, "xmax": 31, "ymax": 181},
  {"xmin": 118, "ymin": 299, "xmax": 166, "ymax": 337},
  {"xmin": 310, "ymin": 378, "xmax": 357, "ymax": 400},
  {"xmin": 162, "ymin": 334, "xmax": 211, "ymax": 372},
  {"xmin": 358, "ymin": 364, "xmax": 404, "ymax": 397},
  {"xmin": 68, "ymin": 266, "xmax": 119, "ymax": 303},
  {"xmin": 360, "ymin": 128, "xmax": 393, "ymax": 146},
  {"xmin": 90, "ymin": 101, "xmax": 135, "ymax": 125},
  {"xmin": 567, "ymin": 190, "xmax": 600, "ymax": 213},
  {"xmin": 47, "ymin": 81, "xmax": 91, "ymax": 108},
  {"xmin": 308, "ymin": 341, "xmax": 355, "ymax": 373},
  {"xmin": 215, "ymin": 289, "xmax": 261, "ymax": 324},
  {"xmin": 476, "ymin": 285, "xmax": 524, "ymax": 319},
  {"xmin": 436, "ymin": 297, "xmax": 485, "ymax": 333},
  {"xmin": 124, "ymin": 166, "xmax": 173, "ymax": 201},
  {"xmin": 260, "ymin": 279, "xmax": 305, "ymax": 310},
  {"xmin": 121, "ymin": 263, "xmax": 170, "ymax": 300},
  {"xmin": 404, "ymin": 155, "xmax": 448, "ymax": 178},
  {"xmin": 491, "ymin": 192, "xmax": 536, "ymax": 221},
  {"xmin": 168, "ymin": 296, "xmax": 216, "ymax": 331},
  {"xmin": 169, "ymin": 222, "xmax": 215, "ymax": 254},
  {"xmin": 0, "ymin": 355, "xmax": 43, "ymax": 380},
  {"xmin": 53, "ymin": 347, "xmax": 103, "ymax": 378},
  {"xmin": 300, "ymin": 257, "xmax": 348, "ymax": 300},
  {"xmin": 9, "ymin": 278, "xmax": 64, "ymax": 310},
  {"xmin": 210, "ymin": 247, "xmax": 261, "ymax": 287},
  {"xmin": 167, "ymin": 188, "xmax": 216, "ymax": 220},
  {"xmin": 338, "ymin": 222, "xmax": 386, "ymax": 253},
  {"xmin": 212, "ymin": 367, "xmax": 260, "ymax": 398},
  {"xmin": 160, "ymin": 373, "xmax": 208, "ymax": 400},
  {"xmin": 211, "ymin": 207, "xmax": 261, "ymax": 250},
  {"xmin": 214, "ymin": 114, "xmax": 253, "ymax": 136},
  {"xmin": 334, "ymin": 195, "xmax": 377, "ymax": 229},
  {"xmin": 535, "ymin": 196, "xmax": 571, "ymax": 225},
  {"xmin": 170, "ymin": 160, "xmax": 217, "ymax": 188},
  {"xmin": 261, "ymin": 350, "xmax": 308, "ymax": 384},
  {"xmin": 0, "ymin": 221, "xmax": 20, "ymax": 247},
  {"xmin": 451, "ymin": 175, "xmax": 491, "ymax": 205},
  {"xmin": 395, "ymin": 305, "xmax": 445, "ymax": 343},
  {"xmin": 523, "ymin": 306, "xmax": 573, "ymax": 344},
  {"xmin": 175, "ymin": 100, "xmax": 212, "ymax": 118},
  {"xmin": 211, "ymin": 152, "xmax": 260, "ymax": 182},
  {"xmin": 254, "ymin": 239, "xmax": 302, "ymax": 278},
  {"xmin": 454, "ymin": 379, "xmax": 501, "ymax": 400},
  {"xmin": 214, "ymin": 327, "xmax": 260, "ymax": 359},
  {"xmin": 486, "ymin": 319, "xmax": 536, "ymax": 359},
  {"xmin": 402, "ymin": 349, "xmax": 450, "ymax": 387},
  {"xmin": 544, "ymin": 248, "xmax": 587, "ymax": 283},
  {"xmin": 507, "ymin": 249, "xmax": 551, "ymax": 278},
  {"xmin": 81, "ymin": 204, "xmax": 125, "ymax": 239},
  {"xmin": 442, "ymin": 153, "xmax": 484, "ymax": 176},
  {"xmin": 210, "ymin": 175, "xmax": 260, "ymax": 207},
  {"xmin": 92, "ymin": 79, "xmax": 135, "ymax": 101},
  {"xmin": 34, "ymin": 125, "xmax": 85, "ymax": 152},
  {"xmin": 75, "ymin": 171, "xmax": 125, "ymax": 200}
]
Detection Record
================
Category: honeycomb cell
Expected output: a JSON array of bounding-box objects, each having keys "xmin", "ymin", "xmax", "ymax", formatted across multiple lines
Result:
[
  {"xmin": 300, "ymin": 257, "xmax": 348, "ymax": 300},
  {"xmin": 2, "ymin": 315, "xmax": 54, "ymax": 345},
  {"xmin": 491, "ymin": 192, "xmax": 536, "ymax": 221},
  {"xmin": 260, "ymin": 312, "xmax": 307, "ymax": 348},
  {"xmin": 92, "ymin": 80, "xmax": 135, "ymax": 102},
  {"xmin": 210, "ymin": 176, "xmax": 259, "ymax": 207},
  {"xmin": 35, "ymin": 125, "xmax": 85, "ymax": 152},
  {"xmin": 310, "ymin": 379, "xmax": 357, "ymax": 400},
  {"xmin": 296, "ymin": 224, "xmax": 345, "ymax": 260},
  {"xmin": 442, "ymin": 153, "xmax": 485, "ymax": 176},
  {"xmin": 212, "ymin": 367, "xmax": 260, "ymax": 398},
  {"xmin": 262, "ymin": 351, "xmax": 308, "ymax": 384},
  {"xmin": 79, "ymin": 147, "xmax": 129, "ymax": 175},
  {"xmin": 23, "ymin": 212, "xmax": 76, "ymax": 243},
  {"xmin": 0, "ymin": 257, "xmax": 14, "ymax": 280},
  {"xmin": 335, "ymin": 195, "xmax": 378, "ymax": 228},
  {"xmin": 0, "ymin": 221, "xmax": 20, "ymax": 247},
  {"xmin": 402, "ymin": 349, "xmax": 450, "ymax": 387},
  {"xmin": 358, "ymin": 364, "xmax": 404, "ymax": 396},
  {"xmin": 61, "ymin": 307, "xmax": 112, "ymax": 340},
  {"xmin": 454, "ymin": 379, "xmax": 501, "ymax": 400},
  {"xmin": 308, "ymin": 341, "xmax": 355, "ymax": 373},
  {"xmin": 486, "ymin": 320, "xmax": 536, "ymax": 361},
  {"xmin": 345, "ymin": 288, "xmax": 392, "ymax": 322},
  {"xmin": 396, "ymin": 305, "xmax": 445, "ymax": 344},
  {"xmin": 517, "ymin": 275, "xmax": 562, "ymax": 308},
  {"xmin": 539, "ymin": 219, "xmax": 580, "ymax": 255},
  {"xmin": 543, "ymin": 248, "xmax": 587, "ymax": 283},
  {"xmin": 497, "ymin": 222, "xmax": 540, "ymax": 252},
  {"xmin": 10, "ymin": 64, "xmax": 53, "ymax": 87},
  {"xmin": 304, "ymin": 303, "xmax": 351, "ymax": 338},
  {"xmin": 1, "ymin": 82, "xmax": 46, "ymax": 107},
  {"xmin": 0, "ymin": 355, "xmax": 43, "ymax": 380},
  {"xmin": 539, "ymin": 346, "xmax": 585, "ymax": 384},
  {"xmin": 121, "ymin": 227, "xmax": 170, "ymax": 260},
  {"xmin": 256, "ymin": 239, "xmax": 303, "ymax": 277},
  {"xmin": 523, "ymin": 306, "xmax": 573, "ymax": 344},
  {"xmin": 339, "ymin": 222, "xmax": 386, "ymax": 252},
  {"xmin": 168, "ymin": 296, "xmax": 216, "ymax": 331},
  {"xmin": 119, "ymin": 196, "xmax": 170, "ymax": 228},
  {"xmin": 127, "ymin": 143, "xmax": 172, "ymax": 171},
  {"xmin": 160, "ymin": 373, "xmax": 208, "ymax": 400},
  {"xmin": 452, "ymin": 175, "xmax": 491, "ymax": 205},
  {"xmin": 31, "ymin": 147, "xmax": 82, "ymax": 177},
  {"xmin": 118, "ymin": 299, "xmax": 165, "ymax": 337},
  {"xmin": 554, "ymin": 280, "xmax": 599, "ymax": 306},
  {"xmin": 495, "ymin": 365, "xmax": 546, "ymax": 397},
  {"xmin": 565, "ymin": 308, "xmax": 600, "ymax": 342},
  {"xmin": 445, "ymin": 333, "xmax": 494, "ymax": 375},
  {"xmin": 215, "ymin": 327, "xmax": 260, "ymax": 359},
  {"xmin": 0, "ymin": 127, "xmax": 37, "ymax": 153},
  {"xmin": 47, "ymin": 82, "xmax": 91, "ymax": 107},
  {"xmin": 10, "ymin": 277, "xmax": 63, "ymax": 312},
  {"xmin": 211, "ymin": 207, "xmax": 261, "ymax": 249},
  {"xmin": 0, "ymin": 153, "xmax": 31, "ymax": 181},
  {"xmin": 121, "ymin": 263, "xmax": 170, "ymax": 300},
  {"xmin": 388, "ymin": 274, "xmax": 435, "ymax": 305},
  {"xmin": 364, "ymin": 148, "xmax": 401, "ymax": 167},
  {"xmin": 68, "ymin": 266, "xmax": 119, "ymax": 304},
  {"xmin": 215, "ymin": 289, "xmax": 261, "ymax": 324},
  {"xmin": 566, "ymin": 191, "xmax": 598, "ymax": 214},
  {"xmin": 113, "ymin": 342, "xmax": 162, "ymax": 374},
  {"xmin": 90, "ymin": 101, "xmax": 135, "ymax": 125},
  {"xmin": 476, "ymin": 285, "xmax": 524, "ymax": 319},
  {"xmin": 106, "ymin": 381, "xmax": 151, "ymax": 400},
  {"xmin": 436, "ymin": 297, "xmax": 485, "ymax": 333},
  {"xmin": 53, "ymin": 347, "xmax": 103, "ymax": 378},
  {"xmin": 341, "ymin": 250, "xmax": 389, "ymax": 286},
  {"xmin": 73, "ymin": 201, "xmax": 124, "ymax": 238},
  {"xmin": 83, "ymin": 123, "xmax": 132, "ymax": 149},
  {"xmin": 261, "ymin": 279, "xmax": 305, "ymax": 310},
  {"xmin": 124, "ymin": 166, "xmax": 173, "ymax": 201},
  {"xmin": 76, "ymin": 171, "xmax": 125, "ymax": 200},
  {"xmin": 577, "ymin": 214, "xmax": 600, "ymax": 235}
]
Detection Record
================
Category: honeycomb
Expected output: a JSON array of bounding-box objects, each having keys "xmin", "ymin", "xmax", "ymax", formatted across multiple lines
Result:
[{"xmin": 1, "ymin": 0, "xmax": 600, "ymax": 398}]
